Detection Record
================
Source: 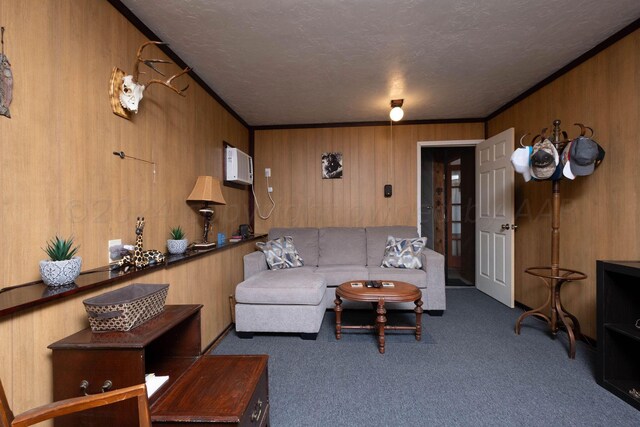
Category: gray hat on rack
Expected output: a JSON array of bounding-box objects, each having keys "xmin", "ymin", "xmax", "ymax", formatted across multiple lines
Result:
[{"xmin": 569, "ymin": 136, "xmax": 605, "ymax": 176}]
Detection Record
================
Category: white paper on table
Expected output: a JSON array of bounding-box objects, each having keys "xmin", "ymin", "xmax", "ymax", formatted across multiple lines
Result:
[{"xmin": 145, "ymin": 373, "xmax": 169, "ymax": 397}]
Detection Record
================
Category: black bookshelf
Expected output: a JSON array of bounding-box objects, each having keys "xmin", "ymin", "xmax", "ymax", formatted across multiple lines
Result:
[{"xmin": 596, "ymin": 260, "xmax": 640, "ymax": 410}]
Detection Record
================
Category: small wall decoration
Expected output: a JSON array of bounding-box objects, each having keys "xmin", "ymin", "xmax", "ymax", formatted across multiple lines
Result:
[
  {"xmin": 109, "ymin": 41, "xmax": 190, "ymax": 119},
  {"xmin": 322, "ymin": 152, "xmax": 343, "ymax": 179},
  {"xmin": 0, "ymin": 27, "xmax": 13, "ymax": 119}
]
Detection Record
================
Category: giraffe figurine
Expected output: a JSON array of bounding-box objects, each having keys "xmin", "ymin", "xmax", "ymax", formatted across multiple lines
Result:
[{"xmin": 117, "ymin": 217, "xmax": 165, "ymax": 268}]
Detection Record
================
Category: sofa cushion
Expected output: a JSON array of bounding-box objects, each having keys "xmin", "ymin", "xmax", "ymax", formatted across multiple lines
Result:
[
  {"xmin": 367, "ymin": 267, "xmax": 427, "ymax": 289},
  {"xmin": 381, "ymin": 236, "xmax": 427, "ymax": 269},
  {"xmin": 318, "ymin": 227, "xmax": 366, "ymax": 266},
  {"xmin": 256, "ymin": 236, "xmax": 304, "ymax": 270},
  {"xmin": 235, "ymin": 268, "xmax": 325, "ymax": 305},
  {"xmin": 314, "ymin": 265, "xmax": 369, "ymax": 287},
  {"xmin": 269, "ymin": 228, "xmax": 319, "ymax": 266},
  {"xmin": 365, "ymin": 226, "xmax": 419, "ymax": 266}
]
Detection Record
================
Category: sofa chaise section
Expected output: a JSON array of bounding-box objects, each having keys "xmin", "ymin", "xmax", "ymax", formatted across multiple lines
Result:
[{"xmin": 235, "ymin": 268, "xmax": 326, "ymax": 339}]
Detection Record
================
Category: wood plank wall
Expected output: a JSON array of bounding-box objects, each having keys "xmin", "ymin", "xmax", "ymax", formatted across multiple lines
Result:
[
  {"xmin": 487, "ymin": 29, "xmax": 640, "ymax": 340},
  {"xmin": 253, "ymin": 123, "xmax": 484, "ymax": 233},
  {"xmin": 0, "ymin": 0, "xmax": 250, "ymax": 415}
]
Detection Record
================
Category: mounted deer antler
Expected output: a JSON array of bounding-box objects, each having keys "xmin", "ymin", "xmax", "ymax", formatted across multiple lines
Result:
[
  {"xmin": 145, "ymin": 68, "xmax": 190, "ymax": 97},
  {"xmin": 134, "ymin": 41, "xmax": 171, "ymax": 80},
  {"xmin": 109, "ymin": 40, "xmax": 191, "ymax": 119},
  {"xmin": 134, "ymin": 41, "xmax": 190, "ymax": 96}
]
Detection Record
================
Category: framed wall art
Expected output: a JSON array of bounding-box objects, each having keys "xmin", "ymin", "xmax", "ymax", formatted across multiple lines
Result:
[{"xmin": 322, "ymin": 152, "xmax": 343, "ymax": 179}]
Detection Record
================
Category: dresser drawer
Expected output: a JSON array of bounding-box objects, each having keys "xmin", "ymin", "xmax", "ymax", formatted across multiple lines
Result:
[
  {"xmin": 151, "ymin": 355, "xmax": 269, "ymax": 426},
  {"xmin": 238, "ymin": 365, "xmax": 269, "ymax": 426}
]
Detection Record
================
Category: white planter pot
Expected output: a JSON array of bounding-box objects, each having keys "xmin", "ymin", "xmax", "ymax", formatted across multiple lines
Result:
[
  {"xmin": 39, "ymin": 256, "xmax": 82, "ymax": 287},
  {"xmin": 167, "ymin": 239, "xmax": 188, "ymax": 254}
]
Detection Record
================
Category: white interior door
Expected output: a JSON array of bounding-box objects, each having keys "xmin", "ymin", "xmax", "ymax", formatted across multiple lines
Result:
[{"xmin": 475, "ymin": 128, "xmax": 515, "ymax": 307}]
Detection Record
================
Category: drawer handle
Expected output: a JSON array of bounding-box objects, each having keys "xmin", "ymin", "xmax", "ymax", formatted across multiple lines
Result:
[
  {"xmin": 250, "ymin": 399, "xmax": 263, "ymax": 422},
  {"xmin": 78, "ymin": 379, "xmax": 113, "ymax": 395},
  {"xmin": 79, "ymin": 380, "xmax": 89, "ymax": 396}
]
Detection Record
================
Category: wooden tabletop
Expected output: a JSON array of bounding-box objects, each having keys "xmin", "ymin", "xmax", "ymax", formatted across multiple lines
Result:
[
  {"xmin": 48, "ymin": 305, "xmax": 203, "ymax": 350},
  {"xmin": 336, "ymin": 280, "xmax": 421, "ymax": 303},
  {"xmin": 151, "ymin": 355, "xmax": 269, "ymax": 423}
]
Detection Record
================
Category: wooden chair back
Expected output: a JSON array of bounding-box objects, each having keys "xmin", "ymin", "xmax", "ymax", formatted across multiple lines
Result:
[
  {"xmin": 0, "ymin": 378, "xmax": 151, "ymax": 427},
  {"xmin": 0, "ymin": 379, "xmax": 15, "ymax": 427}
]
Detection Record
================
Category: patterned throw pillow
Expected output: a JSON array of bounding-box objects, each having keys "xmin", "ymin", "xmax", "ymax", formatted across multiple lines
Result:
[
  {"xmin": 256, "ymin": 236, "xmax": 304, "ymax": 270},
  {"xmin": 381, "ymin": 236, "xmax": 427, "ymax": 269}
]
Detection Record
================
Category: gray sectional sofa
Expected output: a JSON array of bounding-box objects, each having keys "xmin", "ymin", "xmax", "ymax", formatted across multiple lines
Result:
[{"xmin": 234, "ymin": 226, "xmax": 445, "ymax": 338}]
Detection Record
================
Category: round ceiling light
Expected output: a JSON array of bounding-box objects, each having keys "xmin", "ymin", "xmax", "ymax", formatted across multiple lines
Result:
[
  {"xmin": 390, "ymin": 106, "xmax": 404, "ymax": 121},
  {"xmin": 389, "ymin": 99, "xmax": 404, "ymax": 121}
]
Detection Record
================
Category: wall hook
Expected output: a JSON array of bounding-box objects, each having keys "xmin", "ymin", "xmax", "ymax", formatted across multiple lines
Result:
[{"xmin": 113, "ymin": 150, "xmax": 157, "ymax": 182}]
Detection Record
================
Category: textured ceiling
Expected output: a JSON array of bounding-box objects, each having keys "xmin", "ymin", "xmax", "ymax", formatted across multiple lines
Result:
[{"xmin": 118, "ymin": 0, "xmax": 640, "ymax": 126}]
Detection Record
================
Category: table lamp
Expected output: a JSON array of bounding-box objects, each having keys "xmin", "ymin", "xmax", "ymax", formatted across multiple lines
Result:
[{"xmin": 186, "ymin": 176, "xmax": 226, "ymax": 249}]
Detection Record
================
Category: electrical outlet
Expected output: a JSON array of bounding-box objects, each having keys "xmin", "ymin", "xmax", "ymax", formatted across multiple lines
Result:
[
  {"xmin": 265, "ymin": 168, "xmax": 271, "ymax": 177},
  {"xmin": 268, "ymin": 186, "xmax": 273, "ymax": 193},
  {"xmin": 108, "ymin": 239, "xmax": 122, "ymax": 263}
]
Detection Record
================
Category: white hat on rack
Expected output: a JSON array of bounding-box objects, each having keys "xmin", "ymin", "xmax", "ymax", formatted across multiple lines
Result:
[
  {"xmin": 510, "ymin": 146, "xmax": 532, "ymax": 182},
  {"xmin": 561, "ymin": 139, "xmax": 576, "ymax": 180}
]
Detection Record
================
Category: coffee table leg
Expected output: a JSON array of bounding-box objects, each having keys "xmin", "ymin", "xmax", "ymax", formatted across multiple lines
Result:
[
  {"xmin": 334, "ymin": 296, "xmax": 342, "ymax": 340},
  {"xmin": 414, "ymin": 298, "xmax": 423, "ymax": 341},
  {"xmin": 376, "ymin": 299, "xmax": 386, "ymax": 354}
]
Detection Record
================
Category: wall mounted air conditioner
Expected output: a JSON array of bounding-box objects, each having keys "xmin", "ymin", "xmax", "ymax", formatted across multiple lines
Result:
[{"xmin": 225, "ymin": 147, "xmax": 254, "ymax": 185}]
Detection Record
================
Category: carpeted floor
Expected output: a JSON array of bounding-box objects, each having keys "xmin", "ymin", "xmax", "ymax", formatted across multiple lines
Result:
[
  {"xmin": 211, "ymin": 288, "xmax": 640, "ymax": 426},
  {"xmin": 446, "ymin": 278, "xmax": 474, "ymax": 286}
]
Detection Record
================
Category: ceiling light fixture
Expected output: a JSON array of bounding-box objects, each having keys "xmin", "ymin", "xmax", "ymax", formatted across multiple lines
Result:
[{"xmin": 389, "ymin": 99, "xmax": 404, "ymax": 121}]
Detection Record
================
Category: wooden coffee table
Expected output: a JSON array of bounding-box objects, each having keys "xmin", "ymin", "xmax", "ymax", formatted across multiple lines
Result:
[{"xmin": 334, "ymin": 280, "xmax": 423, "ymax": 354}]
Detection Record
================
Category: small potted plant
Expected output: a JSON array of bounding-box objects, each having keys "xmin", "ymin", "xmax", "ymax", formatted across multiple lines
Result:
[
  {"xmin": 167, "ymin": 226, "xmax": 188, "ymax": 254},
  {"xmin": 40, "ymin": 236, "xmax": 82, "ymax": 287}
]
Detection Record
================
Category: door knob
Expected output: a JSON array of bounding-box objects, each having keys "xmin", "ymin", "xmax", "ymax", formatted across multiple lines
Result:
[
  {"xmin": 501, "ymin": 224, "xmax": 510, "ymax": 230},
  {"xmin": 511, "ymin": 224, "xmax": 518, "ymax": 230}
]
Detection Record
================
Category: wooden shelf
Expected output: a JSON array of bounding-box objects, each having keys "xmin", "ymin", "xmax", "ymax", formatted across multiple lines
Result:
[
  {"xmin": 0, "ymin": 235, "xmax": 265, "ymax": 318},
  {"xmin": 49, "ymin": 305, "xmax": 202, "ymax": 350},
  {"xmin": 604, "ymin": 323, "xmax": 640, "ymax": 343}
]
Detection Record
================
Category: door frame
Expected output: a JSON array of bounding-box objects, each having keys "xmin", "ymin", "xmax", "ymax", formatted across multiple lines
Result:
[{"xmin": 416, "ymin": 140, "xmax": 483, "ymax": 237}]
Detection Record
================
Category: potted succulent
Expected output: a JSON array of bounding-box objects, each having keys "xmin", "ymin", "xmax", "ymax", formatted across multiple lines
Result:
[
  {"xmin": 167, "ymin": 226, "xmax": 188, "ymax": 254},
  {"xmin": 40, "ymin": 236, "xmax": 82, "ymax": 287}
]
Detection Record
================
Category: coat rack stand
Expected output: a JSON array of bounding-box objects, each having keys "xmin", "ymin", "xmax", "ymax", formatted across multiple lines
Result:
[{"xmin": 514, "ymin": 119, "xmax": 587, "ymax": 359}]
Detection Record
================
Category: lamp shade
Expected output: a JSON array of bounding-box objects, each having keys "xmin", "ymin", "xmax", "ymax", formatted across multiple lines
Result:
[
  {"xmin": 389, "ymin": 106, "xmax": 404, "ymax": 121},
  {"xmin": 186, "ymin": 176, "xmax": 226, "ymax": 205}
]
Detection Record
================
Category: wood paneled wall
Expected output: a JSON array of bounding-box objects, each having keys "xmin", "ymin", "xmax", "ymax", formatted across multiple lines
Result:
[
  {"xmin": 488, "ymin": 29, "xmax": 640, "ymax": 340},
  {"xmin": 253, "ymin": 123, "xmax": 484, "ymax": 233},
  {"xmin": 0, "ymin": 0, "xmax": 250, "ymax": 415}
]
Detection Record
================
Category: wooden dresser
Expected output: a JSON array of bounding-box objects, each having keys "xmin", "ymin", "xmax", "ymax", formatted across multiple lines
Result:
[
  {"xmin": 48, "ymin": 304, "xmax": 269, "ymax": 426},
  {"xmin": 152, "ymin": 355, "xmax": 269, "ymax": 426}
]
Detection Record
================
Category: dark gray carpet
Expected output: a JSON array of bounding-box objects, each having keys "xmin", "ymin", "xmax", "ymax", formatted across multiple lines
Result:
[
  {"xmin": 211, "ymin": 288, "xmax": 640, "ymax": 426},
  {"xmin": 446, "ymin": 278, "xmax": 474, "ymax": 286}
]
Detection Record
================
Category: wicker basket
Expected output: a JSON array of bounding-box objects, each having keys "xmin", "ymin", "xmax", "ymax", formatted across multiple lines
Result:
[{"xmin": 83, "ymin": 283, "xmax": 169, "ymax": 332}]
